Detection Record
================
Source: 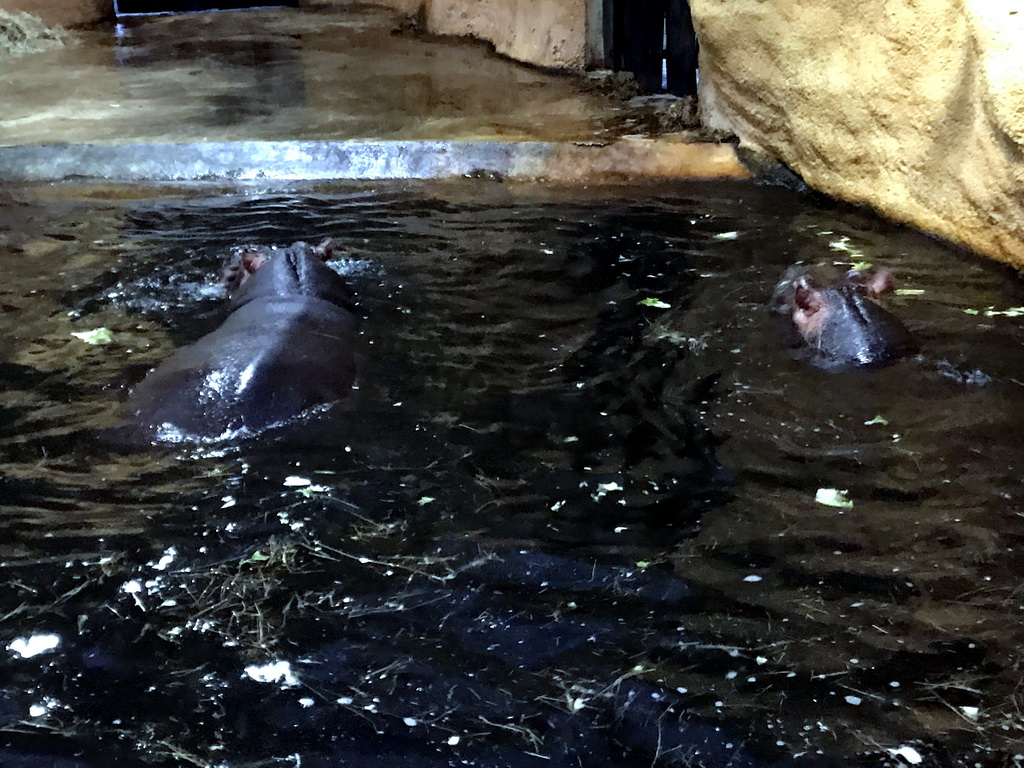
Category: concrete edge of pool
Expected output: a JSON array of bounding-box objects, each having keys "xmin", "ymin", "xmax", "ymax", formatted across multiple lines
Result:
[{"xmin": 0, "ymin": 138, "xmax": 751, "ymax": 184}]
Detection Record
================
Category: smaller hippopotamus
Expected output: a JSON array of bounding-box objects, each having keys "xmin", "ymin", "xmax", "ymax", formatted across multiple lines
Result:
[
  {"xmin": 770, "ymin": 264, "xmax": 916, "ymax": 369},
  {"xmin": 123, "ymin": 239, "xmax": 358, "ymax": 443}
]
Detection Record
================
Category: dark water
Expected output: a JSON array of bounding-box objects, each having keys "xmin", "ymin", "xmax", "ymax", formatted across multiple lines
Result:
[{"xmin": 1, "ymin": 180, "xmax": 1022, "ymax": 768}]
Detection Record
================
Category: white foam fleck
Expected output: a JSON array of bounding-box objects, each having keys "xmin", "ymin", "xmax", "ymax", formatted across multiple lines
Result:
[
  {"xmin": 244, "ymin": 660, "xmax": 299, "ymax": 687},
  {"xmin": 8, "ymin": 634, "xmax": 61, "ymax": 658}
]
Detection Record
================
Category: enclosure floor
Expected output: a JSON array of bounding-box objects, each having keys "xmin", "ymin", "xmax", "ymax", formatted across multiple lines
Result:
[{"xmin": 0, "ymin": 5, "xmax": 746, "ymax": 182}]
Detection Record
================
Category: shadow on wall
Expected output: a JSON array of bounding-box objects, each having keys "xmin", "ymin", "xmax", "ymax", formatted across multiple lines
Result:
[{"xmin": 609, "ymin": 0, "xmax": 698, "ymax": 96}]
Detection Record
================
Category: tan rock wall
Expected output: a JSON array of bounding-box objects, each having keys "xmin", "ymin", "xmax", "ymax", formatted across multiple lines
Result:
[
  {"xmin": 0, "ymin": 0, "xmax": 110, "ymax": 27},
  {"xmin": 316, "ymin": 0, "xmax": 587, "ymax": 69},
  {"xmin": 691, "ymin": 0, "xmax": 1024, "ymax": 269},
  {"xmin": 424, "ymin": 0, "xmax": 587, "ymax": 69}
]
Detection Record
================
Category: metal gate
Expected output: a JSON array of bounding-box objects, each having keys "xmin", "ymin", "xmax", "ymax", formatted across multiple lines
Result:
[
  {"xmin": 115, "ymin": 0, "xmax": 296, "ymax": 15},
  {"xmin": 609, "ymin": 0, "xmax": 698, "ymax": 96}
]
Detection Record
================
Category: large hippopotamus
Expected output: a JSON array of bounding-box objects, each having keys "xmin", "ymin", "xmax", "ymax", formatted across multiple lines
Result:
[
  {"xmin": 770, "ymin": 264, "xmax": 916, "ymax": 369},
  {"xmin": 123, "ymin": 239, "xmax": 358, "ymax": 443}
]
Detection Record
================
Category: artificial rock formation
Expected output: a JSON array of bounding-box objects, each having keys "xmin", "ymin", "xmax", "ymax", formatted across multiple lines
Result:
[
  {"xmin": 691, "ymin": 0, "xmax": 1024, "ymax": 269},
  {"xmin": 423, "ymin": 0, "xmax": 587, "ymax": 69},
  {"xmin": 318, "ymin": 0, "xmax": 588, "ymax": 69}
]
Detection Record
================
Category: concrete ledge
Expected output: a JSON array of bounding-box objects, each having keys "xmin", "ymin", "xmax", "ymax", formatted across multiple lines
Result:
[{"xmin": 0, "ymin": 139, "xmax": 749, "ymax": 183}]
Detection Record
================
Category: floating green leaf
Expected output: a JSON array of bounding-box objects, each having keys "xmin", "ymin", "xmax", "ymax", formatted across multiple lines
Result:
[
  {"xmin": 639, "ymin": 298, "xmax": 671, "ymax": 309},
  {"xmin": 894, "ymin": 288, "xmax": 924, "ymax": 296},
  {"xmin": 829, "ymin": 238, "xmax": 865, "ymax": 258},
  {"xmin": 71, "ymin": 328, "xmax": 113, "ymax": 345},
  {"xmin": 864, "ymin": 415, "xmax": 889, "ymax": 426},
  {"xmin": 417, "ymin": 496, "xmax": 435, "ymax": 506}
]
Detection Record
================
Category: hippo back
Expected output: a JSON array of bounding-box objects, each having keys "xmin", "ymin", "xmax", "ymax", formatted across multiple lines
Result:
[
  {"xmin": 123, "ymin": 244, "xmax": 359, "ymax": 443},
  {"xmin": 813, "ymin": 286, "xmax": 917, "ymax": 369}
]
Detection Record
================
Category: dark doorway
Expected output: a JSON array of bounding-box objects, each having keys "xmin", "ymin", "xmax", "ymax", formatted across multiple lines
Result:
[
  {"xmin": 115, "ymin": 0, "xmax": 296, "ymax": 15},
  {"xmin": 609, "ymin": 0, "xmax": 698, "ymax": 96}
]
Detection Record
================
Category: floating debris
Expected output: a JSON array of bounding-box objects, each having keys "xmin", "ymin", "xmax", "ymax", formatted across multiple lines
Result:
[
  {"xmin": 964, "ymin": 306, "xmax": 1024, "ymax": 317},
  {"xmin": 8, "ymin": 634, "xmax": 60, "ymax": 658},
  {"xmin": 815, "ymin": 488, "xmax": 853, "ymax": 509},
  {"xmin": 639, "ymin": 297, "xmax": 671, "ymax": 309},
  {"xmin": 828, "ymin": 237, "xmax": 863, "ymax": 257},
  {"xmin": 71, "ymin": 327, "xmax": 113, "ymax": 345},
  {"xmin": 886, "ymin": 746, "xmax": 923, "ymax": 765},
  {"xmin": 243, "ymin": 660, "xmax": 299, "ymax": 687}
]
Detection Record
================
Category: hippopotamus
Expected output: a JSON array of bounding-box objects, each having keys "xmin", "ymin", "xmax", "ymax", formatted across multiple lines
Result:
[
  {"xmin": 770, "ymin": 264, "xmax": 916, "ymax": 369},
  {"xmin": 123, "ymin": 239, "xmax": 358, "ymax": 443}
]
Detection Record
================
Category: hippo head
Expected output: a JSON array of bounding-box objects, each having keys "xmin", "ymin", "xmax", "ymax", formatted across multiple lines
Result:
[
  {"xmin": 222, "ymin": 238, "xmax": 356, "ymax": 313},
  {"xmin": 771, "ymin": 264, "xmax": 916, "ymax": 369}
]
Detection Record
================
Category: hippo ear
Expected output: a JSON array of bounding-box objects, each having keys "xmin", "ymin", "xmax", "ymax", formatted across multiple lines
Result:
[
  {"xmin": 313, "ymin": 238, "xmax": 335, "ymax": 261},
  {"xmin": 241, "ymin": 250, "xmax": 268, "ymax": 275},
  {"xmin": 793, "ymin": 277, "xmax": 823, "ymax": 315},
  {"xmin": 221, "ymin": 253, "xmax": 249, "ymax": 291},
  {"xmin": 863, "ymin": 267, "xmax": 895, "ymax": 297},
  {"xmin": 222, "ymin": 263, "xmax": 241, "ymax": 290}
]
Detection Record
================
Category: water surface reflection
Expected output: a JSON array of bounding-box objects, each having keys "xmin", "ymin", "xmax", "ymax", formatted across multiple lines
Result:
[{"xmin": 0, "ymin": 181, "xmax": 1021, "ymax": 767}]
